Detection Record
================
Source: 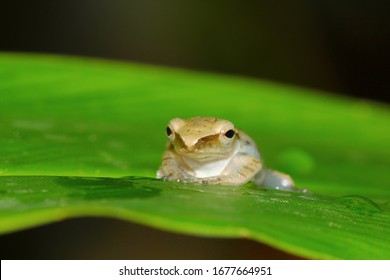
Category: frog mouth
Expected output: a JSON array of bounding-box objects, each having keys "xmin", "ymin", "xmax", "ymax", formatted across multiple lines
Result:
[
  {"xmin": 175, "ymin": 148, "xmax": 217, "ymax": 157},
  {"xmin": 175, "ymin": 147, "xmax": 232, "ymax": 162}
]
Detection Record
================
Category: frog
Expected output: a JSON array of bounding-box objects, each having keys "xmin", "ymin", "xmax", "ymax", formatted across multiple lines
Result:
[{"xmin": 157, "ymin": 116, "xmax": 296, "ymax": 190}]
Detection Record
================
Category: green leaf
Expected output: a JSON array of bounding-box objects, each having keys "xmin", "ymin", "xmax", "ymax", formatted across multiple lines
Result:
[{"xmin": 0, "ymin": 53, "xmax": 389, "ymax": 259}]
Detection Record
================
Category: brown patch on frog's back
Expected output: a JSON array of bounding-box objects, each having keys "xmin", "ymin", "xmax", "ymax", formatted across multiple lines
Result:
[
  {"xmin": 188, "ymin": 117, "xmax": 218, "ymax": 127},
  {"xmin": 179, "ymin": 117, "xmax": 222, "ymax": 138},
  {"xmin": 173, "ymin": 133, "xmax": 188, "ymax": 149},
  {"xmin": 194, "ymin": 133, "xmax": 220, "ymax": 150}
]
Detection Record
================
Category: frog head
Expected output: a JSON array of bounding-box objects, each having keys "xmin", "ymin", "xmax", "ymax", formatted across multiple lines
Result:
[{"xmin": 166, "ymin": 117, "xmax": 238, "ymax": 161}]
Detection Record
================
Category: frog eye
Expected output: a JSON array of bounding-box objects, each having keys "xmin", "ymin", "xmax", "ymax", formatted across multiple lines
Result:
[
  {"xmin": 224, "ymin": 129, "xmax": 235, "ymax": 139},
  {"xmin": 166, "ymin": 126, "xmax": 176, "ymax": 141},
  {"xmin": 166, "ymin": 126, "xmax": 172, "ymax": 136}
]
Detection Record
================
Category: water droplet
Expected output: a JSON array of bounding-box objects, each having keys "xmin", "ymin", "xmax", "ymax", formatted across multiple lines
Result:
[
  {"xmin": 327, "ymin": 221, "xmax": 342, "ymax": 228},
  {"xmin": 335, "ymin": 195, "xmax": 381, "ymax": 215},
  {"xmin": 277, "ymin": 148, "xmax": 315, "ymax": 175}
]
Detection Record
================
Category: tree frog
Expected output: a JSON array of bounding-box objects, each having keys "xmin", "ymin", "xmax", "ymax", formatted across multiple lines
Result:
[{"xmin": 157, "ymin": 117, "xmax": 296, "ymax": 190}]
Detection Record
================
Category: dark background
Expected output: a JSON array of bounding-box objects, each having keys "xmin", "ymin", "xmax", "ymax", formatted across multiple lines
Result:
[
  {"xmin": 0, "ymin": 1, "xmax": 389, "ymax": 259},
  {"xmin": 1, "ymin": 1, "xmax": 389, "ymax": 102}
]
